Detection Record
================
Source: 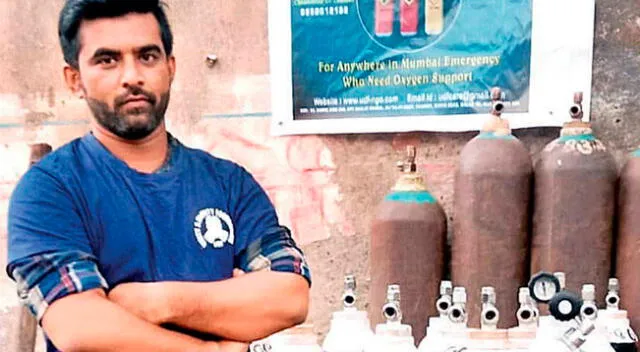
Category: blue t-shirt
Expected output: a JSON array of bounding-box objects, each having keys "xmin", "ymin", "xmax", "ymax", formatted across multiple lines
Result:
[{"xmin": 6, "ymin": 133, "xmax": 310, "ymax": 350}]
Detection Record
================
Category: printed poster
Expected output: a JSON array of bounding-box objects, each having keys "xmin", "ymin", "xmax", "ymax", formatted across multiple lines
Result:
[{"xmin": 268, "ymin": 0, "xmax": 595, "ymax": 135}]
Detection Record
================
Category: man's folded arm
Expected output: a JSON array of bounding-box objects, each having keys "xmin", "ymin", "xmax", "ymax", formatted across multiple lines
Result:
[
  {"xmin": 10, "ymin": 252, "xmax": 215, "ymax": 352},
  {"xmin": 153, "ymin": 226, "xmax": 312, "ymax": 342}
]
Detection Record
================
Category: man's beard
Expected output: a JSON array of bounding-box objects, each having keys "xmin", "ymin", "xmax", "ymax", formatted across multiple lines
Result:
[{"xmin": 86, "ymin": 86, "xmax": 170, "ymax": 141}]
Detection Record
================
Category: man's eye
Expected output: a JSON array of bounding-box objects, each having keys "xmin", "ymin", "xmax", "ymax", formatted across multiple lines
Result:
[
  {"xmin": 141, "ymin": 53, "xmax": 159, "ymax": 63},
  {"xmin": 97, "ymin": 57, "xmax": 116, "ymax": 65}
]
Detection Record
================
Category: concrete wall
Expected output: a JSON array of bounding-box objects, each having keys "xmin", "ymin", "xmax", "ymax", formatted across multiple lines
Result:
[{"xmin": 0, "ymin": 0, "xmax": 639, "ymax": 350}]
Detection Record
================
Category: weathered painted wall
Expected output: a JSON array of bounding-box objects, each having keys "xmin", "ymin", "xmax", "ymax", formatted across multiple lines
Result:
[{"xmin": 0, "ymin": 0, "xmax": 639, "ymax": 350}]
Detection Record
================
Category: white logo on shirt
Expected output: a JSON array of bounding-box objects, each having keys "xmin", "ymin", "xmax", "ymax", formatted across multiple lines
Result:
[{"xmin": 193, "ymin": 208, "xmax": 235, "ymax": 249}]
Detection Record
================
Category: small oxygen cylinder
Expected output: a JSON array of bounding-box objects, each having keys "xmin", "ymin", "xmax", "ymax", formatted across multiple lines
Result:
[
  {"xmin": 374, "ymin": 0, "xmax": 394, "ymax": 37},
  {"xmin": 426, "ymin": 281, "xmax": 454, "ymax": 339},
  {"xmin": 466, "ymin": 287, "xmax": 509, "ymax": 351},
  {"xmin": 598, "ymin": 279, "xmax": 638, "ymax": 352},
  {"xmin": 418, "ymin": 287, "xmax": 470, "ymax": 352},
  {"xmin": 262, "ymin": 324, "xmax": 322, "ymax": 352},
  {"xmin": 400, "ymin": 0, "xmax": 419, "ymax": 36},
  {"xmin": 418, "ymin": 281, "xmax": 454, "ymax": 350},
  {"xmin": 425, "ymin": 0, "xmax": 444, "ymax": 35},
  {"xmin": 322, "ymin": 275, "xmax": 375, "ymax": 352},
  {"xmin": 365, "ymin": 285, "xmax": 417, "ymax": 352},
  {"xmin": 579, "ymin": 284, "xmax": 617, "ymax": 352},
  {"xmin": 508, "ymin": 288, "xmax": 539, "ymax": 351},
  {"xmin": 581, "ymin": 285, "xmax": 598, "ymax": 321}
]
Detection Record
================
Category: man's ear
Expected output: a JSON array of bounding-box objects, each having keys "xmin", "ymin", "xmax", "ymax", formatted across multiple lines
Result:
[
  {"xmin": 167, "ymin": 55, "xmax": 176, "ymax": 83},
  {"xmin": 63, "ymin": 65, "xmax": 84, "ymax": 99}
]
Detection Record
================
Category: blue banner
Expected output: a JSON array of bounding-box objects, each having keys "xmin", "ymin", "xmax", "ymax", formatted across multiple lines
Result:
[{"xmin": 290, "ymin": 0, "xmax": 532, "ymax": 120}]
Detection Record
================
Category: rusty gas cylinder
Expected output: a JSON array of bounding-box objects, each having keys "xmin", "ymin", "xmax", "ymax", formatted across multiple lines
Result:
[
  {"xmin": 14, "ymin": 143, "xmax": 53, "ymax": 352},
  {"xmin": 29, "ymin": 143, "xmax": 52, "ymax": 166},
  {"xmin": 370, "ymin": 146, "xmax": 447, "ymax": 343},
  {"xmin": 531, "ymin": 92, "xmax": 617, "ymax": 308},
  {"xmin": 452, "ymin": 87, "xmax": 533, "ymax": 329},
  {"xmin": 616, "ymin": 146, "xmax": 640, "ymax": 345}
]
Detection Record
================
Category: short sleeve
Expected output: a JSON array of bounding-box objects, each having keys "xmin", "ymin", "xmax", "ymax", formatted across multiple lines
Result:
[
  {"xmin": 231, "ymin": 167, "xmax": 311, "ymax": 285},
  {"xmin": 6, "ymin": 167, "xmax": 108, "ymax": 321}
]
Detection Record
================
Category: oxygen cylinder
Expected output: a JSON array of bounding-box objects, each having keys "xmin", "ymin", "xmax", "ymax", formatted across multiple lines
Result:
[
  {"xmin": 452, "ymin": 87, "xmax": 533, "ymax": 329},
  {"xmin": 370, "ymin": 146, "xmax": 447, "ymax": 342},
  {"xmin": 580, "ymin": 284, "xmax": 598, "ymax": 321},
  {"xmin": 260, "ymin": 324, "xmax": 322, "ymax": 352},
  {"xmin": 424, "ymin": 280, "xmax": 453, "ymax": 338},
  {"xmin": 418, "ymin": 287, "xmax": 470, "ymax": 352},
  {"xmin": 507, "ymin": 288, "xmax": 539, "ymax": 351},
  {"xmin": 466, "ymin": 287, "xmax": 509, "ymax": 351},
  {"xmin": 598, "ymin": 279, "xmax": 639, "ymax": 352},
  {"xmin": 578, "ymin": 283, "xmax": 618, "ymax": 352},
  {"xmin": 375, "ymin": 0, "xmax": 394, "ymax": 37},
  {"xmin": 400, "ymin": 0, "xmax": 419, "ymax": 36},
  {"xmin": 29, "ymin": 143, "xmax": 53, "ymax": 166},
  {"xmin": 616, "ymin": 147, "xmax": 640, "ymax": 345},
  {"xmin": 531, "ymin": 92, "xmax": 617, "ymax": 306},
  {"xmin": 323, "ymin": 275, "xmax": 375, "ymax": 352},
  {"xmin": 366, "ymin": 285, "xmax": 417, "ymax": 352},
  {"xmin": 418, "ymin": 281, "xmax": 454, "ymax": 351},
  {"xmin": 425, "ymin": 0, "xmax": 443, "ymax": 35}
]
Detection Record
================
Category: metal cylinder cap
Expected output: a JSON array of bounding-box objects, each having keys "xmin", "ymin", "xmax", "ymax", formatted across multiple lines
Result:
[
  {"xmin": 386, "ymin": 284, "xmax": 401, "ymax": 302},
  {"xmin": 344, "ymin": 275, "xmax": 356, "ymax": 291},
  {"xmin": 481, "ymin": 287, "xmax": 496, "ymax": 304},
  {"xmin": 553, "ymin": 272, "xmax": 566, "ymax": 290},
  {"xmin": 452, "ymin": 287, "xmax": 467, "ymax": 304},
  {"xmin": 440, "ymin": 281, "xmax": 453, "ymax": 296},
  {"xmin": 518, "ymin": 287, "xmax": 531, "ymax": 304},
  {"xmin": 581, "ymin": 284, "xmax": 595, "ymax": 301}
]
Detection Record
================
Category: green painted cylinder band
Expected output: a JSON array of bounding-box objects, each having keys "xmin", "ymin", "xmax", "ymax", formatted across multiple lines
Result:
[
  {"xmin": 477, "ymin": 132, "xmax": 516, "ymax": 140},
  {"xmin": 385, "ymin": 191, "xmax": 436, "ymax": 204},
  {"xmin": 557, "ymin": 134, "xmax": 596, "ymax": 143}
]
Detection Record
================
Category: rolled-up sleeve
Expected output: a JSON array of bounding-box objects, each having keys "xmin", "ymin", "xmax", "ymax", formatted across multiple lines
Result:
[
  {"xmin": 235, "ymin": 226, "xmax": 311, "ymax": 286},
  {"xmin": 6, "ymin": 166, "xmax": 108, "ymax": 322},
  {"xmin": 230, "ymin": 166, "xmax": 311, "ymax": 286},
  {"xmin": 9, "ymin": 251, "xmax": 108, "ymax": 321}
]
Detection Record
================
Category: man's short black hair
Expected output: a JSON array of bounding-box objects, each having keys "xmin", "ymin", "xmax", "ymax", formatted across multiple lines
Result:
[{"xmin": 58, "ymin": 0, "xmax": 173, "ymax": 68}]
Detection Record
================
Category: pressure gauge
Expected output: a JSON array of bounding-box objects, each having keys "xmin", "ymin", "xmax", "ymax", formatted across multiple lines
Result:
[
  {"xmin": 528, "ymin": 271, "xmax": 561, "ymax": 304},
  {"xmin": 549, "ymin": 291, "xmax": 583, "ymax": 321}
]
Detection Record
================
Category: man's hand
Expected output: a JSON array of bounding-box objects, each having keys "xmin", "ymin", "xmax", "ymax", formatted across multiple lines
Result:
[
  {"xmin": 109, "ymin": 269, "xmax": 308, "ymax": 342},
  {"xmin": 108, "ymin": 282, "xmax": 172, "ymax": 325}
]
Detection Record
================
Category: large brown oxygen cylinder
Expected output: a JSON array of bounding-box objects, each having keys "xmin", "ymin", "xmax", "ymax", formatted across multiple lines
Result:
[
  {"xmin": 370, "ymin": 146, "xmax": 447, "ymax": 342},
  {"xmin": 531, "ymin": 92, "xmax": 617, "ymax": 308},
  {"xmin": 452, "ymin": 87, "xmax": 532, "ymax": 329},
  {"xmin": 616, "ymin": 147, "xmax": 640, "ymax": 342}
]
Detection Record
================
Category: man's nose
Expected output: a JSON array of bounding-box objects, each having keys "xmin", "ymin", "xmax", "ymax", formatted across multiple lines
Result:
[{"xmin": 121, "ymin": 57, "xmax": 144, "ymax": 88}]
